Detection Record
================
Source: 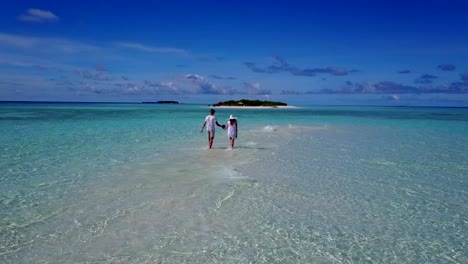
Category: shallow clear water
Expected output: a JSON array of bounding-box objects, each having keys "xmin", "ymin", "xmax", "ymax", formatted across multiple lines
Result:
[{"xmin": 1, "ymin": 103, "xmax": 467, "ymax": 263}]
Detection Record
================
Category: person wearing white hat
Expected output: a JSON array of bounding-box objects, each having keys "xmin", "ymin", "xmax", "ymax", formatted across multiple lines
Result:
[{"xmin": 226, "ymin": 114, "xmax": 238, "ymax": 149}]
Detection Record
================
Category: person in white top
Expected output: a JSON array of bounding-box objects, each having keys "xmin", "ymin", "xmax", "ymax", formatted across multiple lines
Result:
[
  {"xmin": 201, "ymin": 109, "xmax": 225, "ymax": 149},
  {"xmin": 226, "ymin": 114, "xmax": 238, "ymax": 149}
]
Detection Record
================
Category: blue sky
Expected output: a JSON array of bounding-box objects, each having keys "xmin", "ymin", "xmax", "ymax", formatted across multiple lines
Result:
[{"xmin": 1, "ymin": 1, "xmax": 468, "ymax": 106}]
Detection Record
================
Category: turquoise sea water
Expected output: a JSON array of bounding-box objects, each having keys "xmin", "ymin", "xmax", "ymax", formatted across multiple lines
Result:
[{"xmin": 1, "ymin": 102, "xmax": 467, "ymax": 263}]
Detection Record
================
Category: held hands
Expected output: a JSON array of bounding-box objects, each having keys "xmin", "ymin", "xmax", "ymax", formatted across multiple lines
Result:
[{"xmin": 221, "ymin": 124, "xmax": 226, "ymax": 129}]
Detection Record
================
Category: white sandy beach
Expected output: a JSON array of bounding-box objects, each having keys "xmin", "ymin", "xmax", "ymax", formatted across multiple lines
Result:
[{"xmin": 212, "ymin": 105, "xmax": 299, "ymax": 109}]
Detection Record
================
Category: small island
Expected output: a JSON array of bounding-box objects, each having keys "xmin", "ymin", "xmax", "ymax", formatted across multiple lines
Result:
[
  {"xmin": 142, "ymin": 101, "xmax": 179, "ymax": 104},
  {"xmin": 213, "ymin": 99, "xmax": 287, "ymax": 107}
]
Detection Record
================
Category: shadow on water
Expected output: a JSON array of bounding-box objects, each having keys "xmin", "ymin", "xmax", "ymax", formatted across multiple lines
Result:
[
  {"xmin": 205, "ymin": 146, "xmax": 270, "ymax": 150},
  {"xmin": 235, "ymin": 146, "xmax": 269, "ymax": 150}
]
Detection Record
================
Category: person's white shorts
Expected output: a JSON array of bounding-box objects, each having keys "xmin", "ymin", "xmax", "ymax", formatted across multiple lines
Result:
[{"xmin": 208, "ymin": 129, "xmax": 215, "ymax": 139}]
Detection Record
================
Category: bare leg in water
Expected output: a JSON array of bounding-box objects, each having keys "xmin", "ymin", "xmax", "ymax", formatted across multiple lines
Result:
[{"xmin": 208, "ymin": 131, "xmax": 214, "ymax": 149}]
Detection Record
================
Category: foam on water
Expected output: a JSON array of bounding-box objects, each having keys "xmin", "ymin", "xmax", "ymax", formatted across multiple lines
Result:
[
  {"xmin": 1, "ymin": 103, "xmax": 468, "ymax": 263},
  {"xmin": 262, "ymin": 125, "xmax": 278, "ymax": 132}
]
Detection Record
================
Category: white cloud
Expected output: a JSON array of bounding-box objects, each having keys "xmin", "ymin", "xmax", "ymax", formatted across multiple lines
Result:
[
  {"xmin": 0, "ymin": 74, "xmax": 59, "ymax": 93},
  {"xmin": 185, "ymin": 74, "xmax": 204, "ymax": 81},
  {"xmin": 0, "ymin": 52, "xmax": 85, "ymax": 73},
  {"xmin": 114, "ymin": 42, "xmax": 188, "ymax": 55},
  {"xmin": 144, "ymin": 80, "xmax": 179, "ymax": 94},
  {"xmin": 0, "ymin": 32, "xmax": 99, "ymax": 54},
  {"xmin": 126, "ymin": 86, "xmax": 142, "ymax": 93},
  {"xmin": 243, "ymin": 81, "xmax": 272, "ymax": 95},
  {"xmin": 158, "ymin": 81, "xmax": 176, "ymax": 88},
  {"xmin": 0, "ymin": 33, "xmax": 37, "ymax": 48},
  {"xmin": 0, "ymin": 59, "xmax": 41, "ymax": 68},
  {"xmin": 18, "ymin": 9, "xmax": 59, "ymax": 23},
  {"xmin": 183, "ymin": 73, "xmax": 236, "ymax": 95},
  {"xmin": 74, "ymin": 69, "xmax": 109, "ymax": 81},
  {"xmin": 389, "ymin": 94, "xmax": 400, "ymax": 100},
  {"xmin": 245, "ymin": 81, "xmax": 261, "ymax": 90}
]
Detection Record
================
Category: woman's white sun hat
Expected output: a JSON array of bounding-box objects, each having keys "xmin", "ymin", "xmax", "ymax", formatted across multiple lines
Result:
[{"xmin": 228, "ymin": 114, "xmax": 237, "ymax": 120}]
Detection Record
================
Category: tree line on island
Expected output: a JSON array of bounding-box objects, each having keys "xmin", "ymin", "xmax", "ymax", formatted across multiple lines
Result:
[
  {"xmin": 213, "ymin": 99, "xmax": 287, "ymax": 107},
  {"xmin": 141, "ymin": 101, "xmax": 179, "ymax": 104},
  {"xmin": 139, "ymin": 99, "xmax": 288, "ymax": 106}
]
